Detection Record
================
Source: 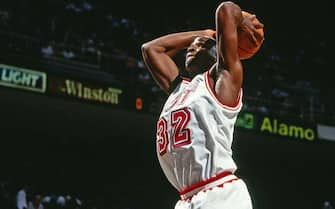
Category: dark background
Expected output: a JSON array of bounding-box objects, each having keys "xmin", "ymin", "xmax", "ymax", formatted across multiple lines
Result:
[
  {"xmin": 1, "ymin": 83, "xmax": 334, "ymax": 209},
  {"xmin": 99, "ymin": 0, "xmax": 332, "ymax": 85}
]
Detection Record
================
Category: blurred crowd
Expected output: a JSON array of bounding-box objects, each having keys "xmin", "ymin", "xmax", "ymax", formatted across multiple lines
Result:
[
  {"xmin": 0, "ymin": 168, "xmax": 137, "ymax": 209},
  {"xmin": 1, "ymin": 179, "xmax": 85, "ymax": 209},
  {"xmin": 2, "ymin": 178, "xmax": 332, "ymax": 209},
  {"xmin": 0, "ymin": 0, "xmax": 331, "ymax": 122}
]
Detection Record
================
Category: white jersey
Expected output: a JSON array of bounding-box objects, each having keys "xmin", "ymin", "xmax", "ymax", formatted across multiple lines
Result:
[{"xmin": 156, "ymin": 70, "xmax": 243, "ymax": 193}]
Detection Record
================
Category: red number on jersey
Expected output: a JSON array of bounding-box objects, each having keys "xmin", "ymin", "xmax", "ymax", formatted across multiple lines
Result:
[
  {"xmin": 171, "ymin": 108, "xmax": 191, "ymax": 148},
  {"xmin": 156, "ymin": 108, "xmax": 192, "ymax": 156},
  {"xmin": 157, "ymin": 118, "xmax": 169, "ymax": 156}
]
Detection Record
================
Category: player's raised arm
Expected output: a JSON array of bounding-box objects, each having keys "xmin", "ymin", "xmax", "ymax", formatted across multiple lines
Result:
[
  {"xmin": 214, "ymin": 1, "xmax": 262, "ymax": 105},
  {"xmin": 216, "ymin": 2, "xmax": 243, "ymax": 78},
  {"xmin": 141, "ymin": 30, "xmax": 215, "ymax": 94}
]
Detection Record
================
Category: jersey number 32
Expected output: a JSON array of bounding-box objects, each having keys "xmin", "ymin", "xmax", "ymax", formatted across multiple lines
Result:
[{"xmin": 156, "ymin": 108, "xmax": 191, "ymax": 156}]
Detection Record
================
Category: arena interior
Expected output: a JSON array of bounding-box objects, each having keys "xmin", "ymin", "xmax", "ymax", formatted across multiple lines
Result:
[{"xmin": 0, "ymin": 0, "xmax": 333, "ymax": 209}]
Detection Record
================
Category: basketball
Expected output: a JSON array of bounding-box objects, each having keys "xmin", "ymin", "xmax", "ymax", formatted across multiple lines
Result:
[{"xmin": 238, "ymin": 11, "xmax": 264, "ymax": 60}]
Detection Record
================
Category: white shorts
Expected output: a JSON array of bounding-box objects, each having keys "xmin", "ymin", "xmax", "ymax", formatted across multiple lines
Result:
[{"xmin": 175, "ymin": 179, "xmax": 253, "ymax": 209}]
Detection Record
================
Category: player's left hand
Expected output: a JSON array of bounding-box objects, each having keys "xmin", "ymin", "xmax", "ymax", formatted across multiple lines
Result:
[{"xmin": 239, "ymin": 12, "xmax": 264, "ymax": 46}]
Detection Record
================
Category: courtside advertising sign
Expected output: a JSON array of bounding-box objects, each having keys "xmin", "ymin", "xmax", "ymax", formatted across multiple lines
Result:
[
  {"xmin": 0, "ymin": 64, "xmax": 47, "ymax": 93},
  {"xmin": 48, "ymin": 75, "xmax": 123, "ymax": 106},
  {"xmin": 236, "ymin": 112, "xmax": 317, "ymax": 142}
]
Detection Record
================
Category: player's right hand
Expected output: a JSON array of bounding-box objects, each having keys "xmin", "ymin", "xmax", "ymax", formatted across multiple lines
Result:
[{"xmin": 204, "ymin": 29, "xmax": 216, "ymax": 39}]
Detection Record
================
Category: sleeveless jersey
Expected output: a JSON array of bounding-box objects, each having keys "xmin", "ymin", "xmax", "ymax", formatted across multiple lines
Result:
[{"xmin": 156, "ymin": 70, "xmax": 243, "ymax": 192}]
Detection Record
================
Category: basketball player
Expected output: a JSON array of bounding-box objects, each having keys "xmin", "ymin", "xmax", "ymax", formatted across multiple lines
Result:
[{"xmin": 141, "ymin": 1, "xmax": 263, "ymax": 209}]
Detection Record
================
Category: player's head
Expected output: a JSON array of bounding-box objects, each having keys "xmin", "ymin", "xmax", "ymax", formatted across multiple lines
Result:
[{"xmin": 185, "ymin": 36, "xmax": 216, "ymax": 77}]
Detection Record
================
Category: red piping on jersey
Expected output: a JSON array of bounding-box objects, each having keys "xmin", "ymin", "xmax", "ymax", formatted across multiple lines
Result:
[
  {"xmin": 181, "ymin": 77, "xmax": 191, "ymax": 83},
  {"xmin": 179, "ymin": 171, "xmax": 239, "ymax": 200},
  {"xmin": 204, "ymin": 71, "xmax": 242, "ymax": 111}
]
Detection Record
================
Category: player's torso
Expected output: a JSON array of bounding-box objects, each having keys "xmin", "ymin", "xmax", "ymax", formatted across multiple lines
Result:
[{"xmin": 156, "ymin": 71, "xmax": 243, "ymax": 192}]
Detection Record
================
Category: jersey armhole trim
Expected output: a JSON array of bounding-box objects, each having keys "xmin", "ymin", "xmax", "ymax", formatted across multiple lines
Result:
[
  {"xmin": 168, "ymin": 75, "xmax": 191, "ymax": 94},
  {"xmin": 181, "ymin": 76, "xmax": 191, "ymax": 83},
  {"xmin": 204, "ymin": 71, "xmax": 242, "ymax": 111}
]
